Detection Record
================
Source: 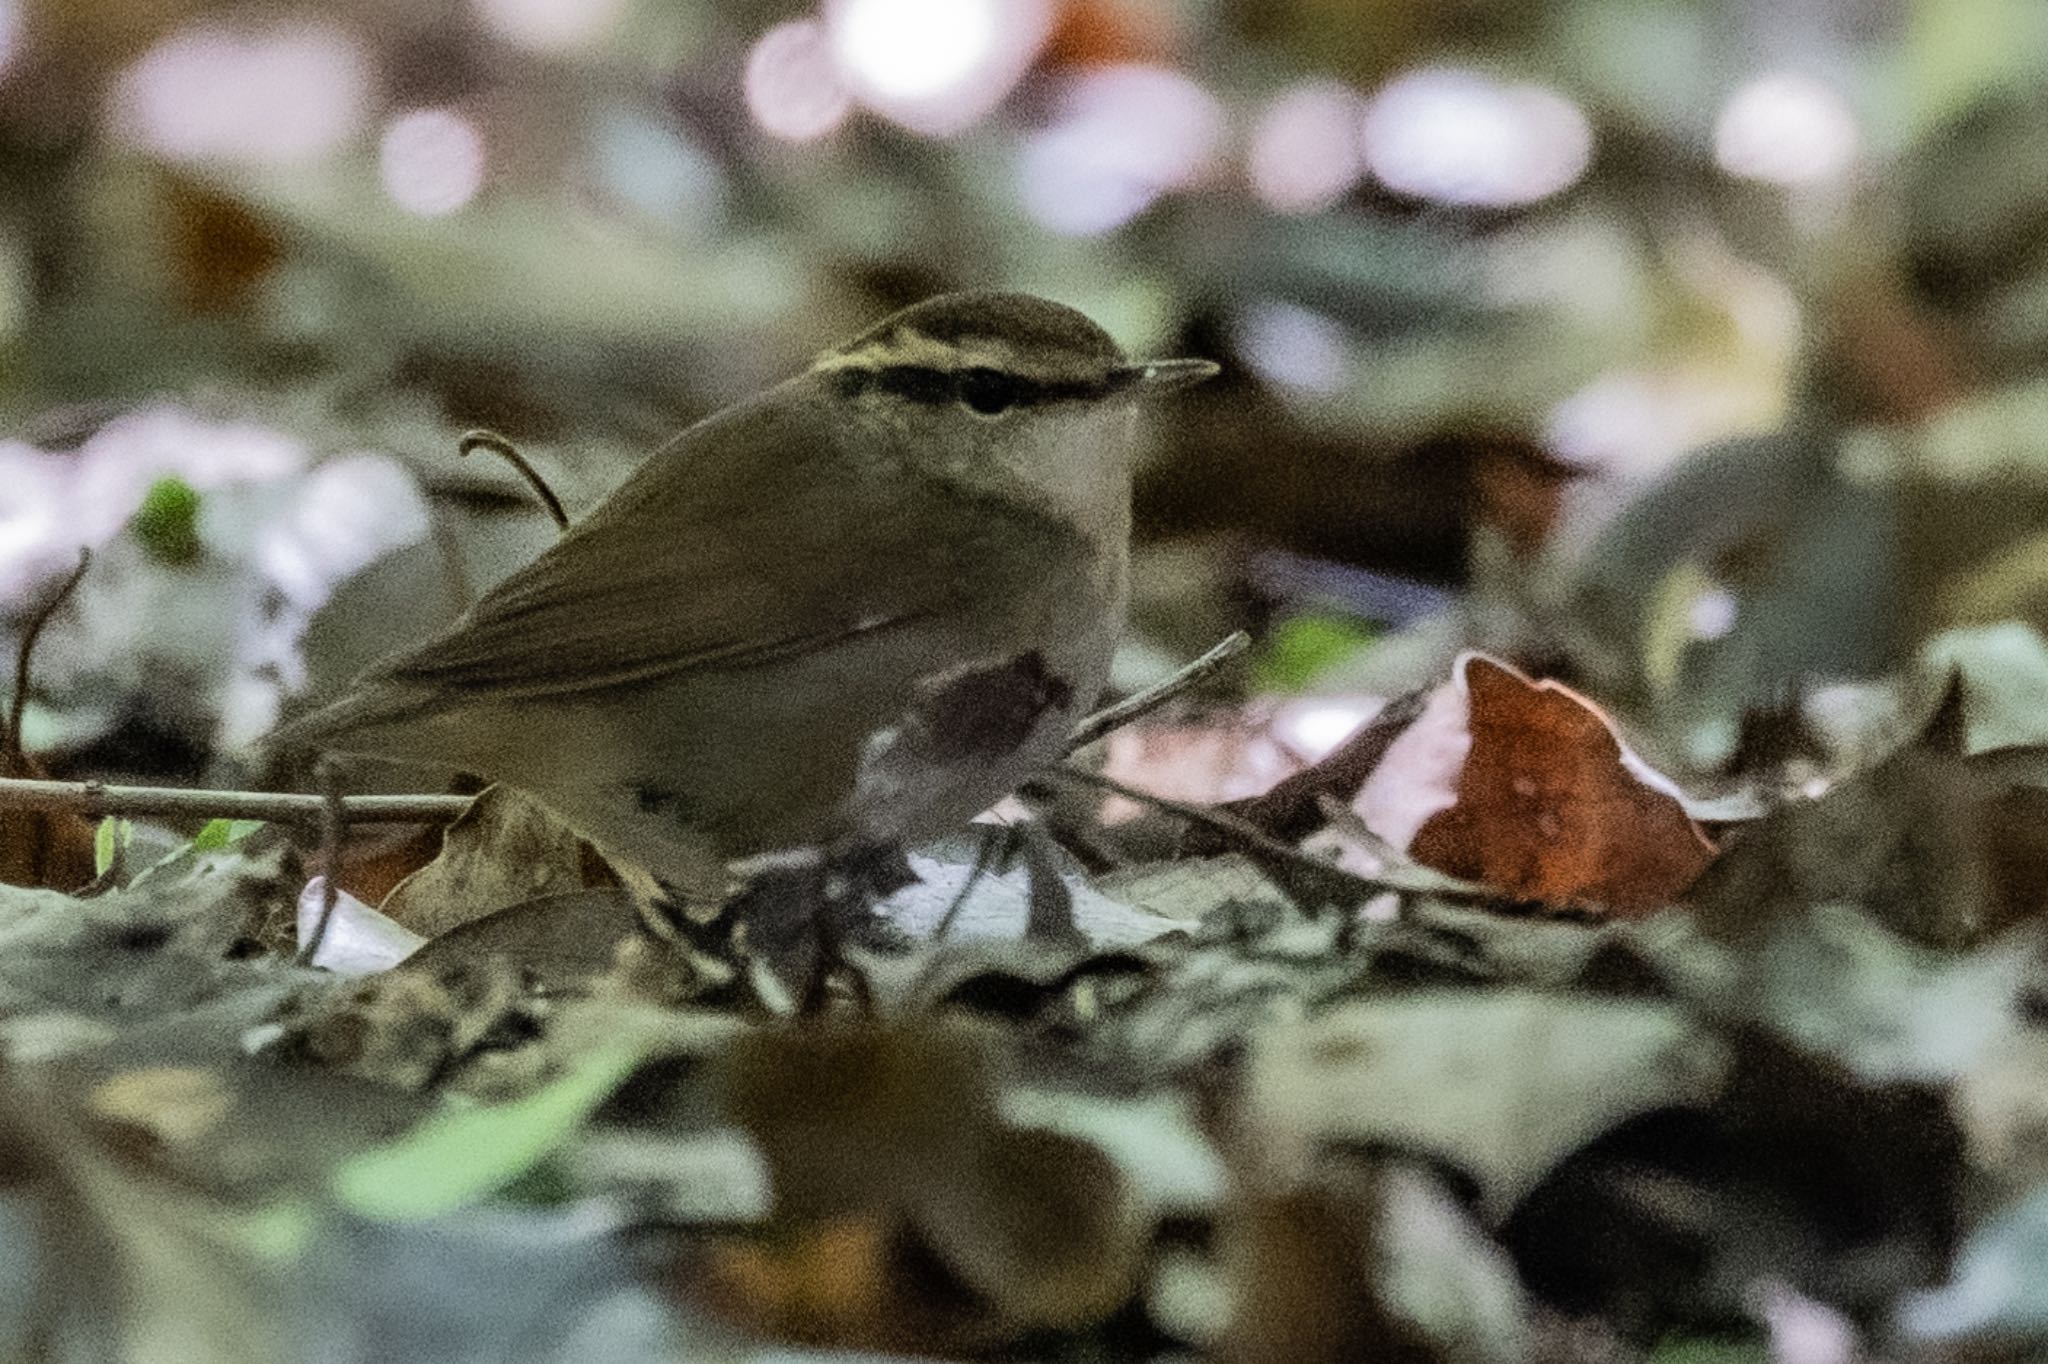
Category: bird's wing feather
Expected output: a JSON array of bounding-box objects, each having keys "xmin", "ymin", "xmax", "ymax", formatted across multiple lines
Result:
[{"xmin": 277, "ymin": 381, "xmax": 1078, "ymax": 746}]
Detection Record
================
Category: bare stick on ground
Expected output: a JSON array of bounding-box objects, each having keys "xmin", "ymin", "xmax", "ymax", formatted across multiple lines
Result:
[{"xmin": 0, "ymin": 779, "xmax": 472, "ymax": 826}]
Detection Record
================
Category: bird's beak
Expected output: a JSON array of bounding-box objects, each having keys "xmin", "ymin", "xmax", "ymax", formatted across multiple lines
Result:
[{"xmin": 1110, "ymin": 358, "xmax": 1221, "ymax": 394}]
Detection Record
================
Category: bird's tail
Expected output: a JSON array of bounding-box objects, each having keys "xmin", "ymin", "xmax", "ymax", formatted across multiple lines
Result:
[{"xmin": 263, "ymin": 671, "xmax": 439, "ymax": 759}]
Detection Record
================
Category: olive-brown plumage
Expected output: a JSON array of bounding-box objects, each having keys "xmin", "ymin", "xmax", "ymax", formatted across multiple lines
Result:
[{"xmin": 273, "ymin": 292, "xmax": 1216, "ymax": 897}]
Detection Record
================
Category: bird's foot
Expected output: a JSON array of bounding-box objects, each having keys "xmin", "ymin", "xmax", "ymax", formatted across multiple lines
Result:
[{"xmin": 716, "ymin": 842, "xmax": 912, "ymax": 1013}]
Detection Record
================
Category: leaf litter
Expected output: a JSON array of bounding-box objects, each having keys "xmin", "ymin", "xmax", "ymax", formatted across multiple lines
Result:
[{"xmin": 8, "ymin": 635, "xmax": 2048, "ymax": 1362}]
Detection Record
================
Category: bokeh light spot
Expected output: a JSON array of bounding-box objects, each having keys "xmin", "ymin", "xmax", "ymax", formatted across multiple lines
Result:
[
  {"xmin": 825, "ymin": 0, "xmax": 1050, "ymax": 135},
  {"xmin": 1543, "ymin": 368, "xmax": 1779, "ymax": 479},
  {"xmin": 110, "ymin": 22, "xmax": 372, "ymax": 165},
  {"xmin": 1689, "ymin": 586, "xmax": 1739, "ymax": 642},
  {"xmin": 1018, "ymin": 64, "xmax": 1224, "ymax": 235},
  {"xmin": 832, "ymin": 0, "xmax": 996, "ymax": 100},
  {"xmin": 745, "ymin": 20, "xmax": 853, "ymax": 143},
  {"xmin": 0, "ymin": 442, "xmax": 72, "ymax": 601},
  {"xmin": 1247, "ymin": 81, "xmax": 1370, "ymax": 214},
  {"xmin": 469, "ymin": 0, "xmax": 630, "ymax": 54},
  {"xmin": 1543, "ymin": 371, "xmax": 1677, "ymax": 472},
  {"xmin": 1714, "ymin": 72, "xmax": 1858, "ymax": 186},
  {"xmin": 380, "ymin": 109, "xmax": 486, "ymax": 217},
  {"xmin": 0, "ymin": 0, "xmax": 20, "ymax": 83},
  {"xmin": 1234, "ymin": 301, "xmax": 1352, "ymax": 394},
  {"xmin": 594, "ymin": 114, "xmax": 727, "ymax": 230},
  {"xmin": 1280, "ymin": 700, "xmax": 1372, "ymax": 758},
  {"xmin": 1361, "ymin": 67, "xmax": 1591, "ymax": 208}
]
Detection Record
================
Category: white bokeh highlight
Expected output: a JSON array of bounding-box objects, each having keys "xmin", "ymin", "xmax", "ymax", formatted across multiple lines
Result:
[
  {"xmin": 380, "ymin": 109, "xmax": 486, "ymax": 217},
  {"xmin": 1277, "ymin": 700, "xmax": 1372, "ymax": 758},
  {"xmin": 593, "ymin": 113, "xmax": 728, "ymax": 231},
  {"xmin": 0, "ymin": 442, "xmax": 73, "ymax": 601},
  {"xmin": 1362, "ymin": 67, "xmax": 1592, "ymax": 208},
  {"xmin": 823, "ymin": 0, "xmax": 1050, "ymax": 135},
  {"xmin": 1233, "ymin": 301, "xmax": 1353, "ymax": 394},
  {"xmin": 833, "ymin": 0, "xmax": 995, "ymax": 100},
  {"xmin": 1714, "ymin": 72, "xmax": 1859, "ymax": 187},
  {"xmin": 109, "ymin": 22, "xmax": 372, "ymax": 165},
  {"xmin": 1019, "ymin": 64, "xmax": 1225, "ymax": 236},
  {"xmin": 744, "ymin": 19, "xmax": 854, "ymax": 142},
  {"xmin": 1247, "ymin": 81, "xmax": 1370, "ymax": 214},
  {"xmin": 1688, "ymin": 586, "xmax": 1739, "ymax": 642}
]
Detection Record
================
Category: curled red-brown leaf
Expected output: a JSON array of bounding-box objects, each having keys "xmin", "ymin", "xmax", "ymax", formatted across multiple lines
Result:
[{"xmin": 1370, "ymin": 654, "xmax": 1716, "ymax": 916}]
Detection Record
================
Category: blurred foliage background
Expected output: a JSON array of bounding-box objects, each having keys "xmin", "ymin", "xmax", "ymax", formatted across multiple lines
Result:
[{"xmin": 3, "ymin": 0, "xmax": 2047, "ymax": 788}]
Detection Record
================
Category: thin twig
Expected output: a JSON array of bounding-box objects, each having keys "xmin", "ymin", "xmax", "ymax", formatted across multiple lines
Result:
[
  {"xmin": 6, "ymin": 549, "xmax": 90, "ymax": 775},
  {"xmin": 1043, "ymin": 763, "xmax": 1511, "ymax": 912},
  {"xmin": 0, "ymin": 777, "xmax": 471, "ymax": 826},
  {"xmin": 1217, "ymin": 687, "xmax": 1427, "ymax": 842},
  {"xmin": 458, "ymin": 429, "xmax": 569, "ymax": 532},
  {"xmin": 1065, "ymin": 630, "xmax": 1250, "ymax": 753},
  {"xmin": 296, "ymin": 758, "xmax": 347, "ymax": 965}
]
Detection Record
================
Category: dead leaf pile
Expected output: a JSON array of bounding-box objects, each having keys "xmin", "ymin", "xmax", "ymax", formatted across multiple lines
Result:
[{"xmin": 5, "ymin": 640, "xmax": 2048, "ymax": 1363}]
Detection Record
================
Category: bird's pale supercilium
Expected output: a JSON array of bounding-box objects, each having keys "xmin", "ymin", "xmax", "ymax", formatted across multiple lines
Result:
[{"xmin": 271, "ymin": 291, "xmax": 1218, "ymax": 902}]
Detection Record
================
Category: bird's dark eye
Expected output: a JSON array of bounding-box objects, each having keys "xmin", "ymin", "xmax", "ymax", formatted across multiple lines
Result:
[{"xmin": 957, "ymin": 367, "xmax": 1021, "ymax": 415}]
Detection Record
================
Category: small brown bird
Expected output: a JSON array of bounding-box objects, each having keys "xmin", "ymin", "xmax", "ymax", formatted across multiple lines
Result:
[{"xmin": 273, "ymin": 292, "xmax": 1216, "ymax": 901}]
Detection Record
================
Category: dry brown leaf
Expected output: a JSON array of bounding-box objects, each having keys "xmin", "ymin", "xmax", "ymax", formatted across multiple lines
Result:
[
  {"xmin": 379, "ymin": 785, "xmax": 598, "ymax": 938},
  {"xmin": 321, "ymin": 822, "xmax": 446, "ymax": 912},
  {"xmin": 697, "ymin": 1217, "xmax": 905, "ymax": 1352},
  {"xmin": 1219, "ymin": 1170, "xmax": 1404, "ymax": 1364},
  {"xmin": 1043, "ymin": 0, "xmax": 1172, "ymax": 68},
  {"xmin": 1219, "ymin": 1157, "xmax": 1526, "ymax": 1364},
  {"xmin": 706, "ymin": 1022, "xmax": 1144, "ymax": 1352},
  {"xmin": 1370, "ymin": 654, "xmax": 1716, "ymax": 916},
  {"xmin": 160, "ymin": 176, "xmax": 285, "ymax": 315}
]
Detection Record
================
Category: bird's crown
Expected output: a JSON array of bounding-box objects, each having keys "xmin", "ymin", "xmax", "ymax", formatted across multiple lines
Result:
[{"xmin": 817, "ymin": 291, "xmax": 1136, "ymax": 412}]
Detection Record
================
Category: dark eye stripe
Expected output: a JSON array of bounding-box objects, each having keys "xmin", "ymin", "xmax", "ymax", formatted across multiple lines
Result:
[
  {"xmin": 831, "ymin": 364, "xmax": 1113, "ymax": 407},
  {"xmin": 870, "ymin": 365, "xmax": 955, "ymax": 404}
]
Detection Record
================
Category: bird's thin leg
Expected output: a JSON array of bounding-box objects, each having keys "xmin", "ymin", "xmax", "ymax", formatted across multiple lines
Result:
[
  {"xmin": 932, "ymin": 823, "xmax": 1014, "ymax": 942},
  {"xmin": 796, "ymin": 842, "xmax": 913, "ymax": 1014},
  {"xmin": 1014, "ymin": 820, "xmax": 1081, "ymax": 946},
  {"xmin": 797, "ymin": 860, "xmax": 842, "ymax": 1017}
]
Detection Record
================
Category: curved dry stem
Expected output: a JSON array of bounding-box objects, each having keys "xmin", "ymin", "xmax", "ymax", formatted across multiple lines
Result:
[
  {"xmin": 6, "ymin": 548, "xmax": 91, "ymax": 776},
  {"xmin": 457, "ymin": 429, "xmax": 570, "ymax": 533}
]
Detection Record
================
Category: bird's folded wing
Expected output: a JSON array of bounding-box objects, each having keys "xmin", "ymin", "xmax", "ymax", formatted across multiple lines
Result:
[{"xmin": 279, "ymin": 390, "xmax": 1077, "ymax": 742}]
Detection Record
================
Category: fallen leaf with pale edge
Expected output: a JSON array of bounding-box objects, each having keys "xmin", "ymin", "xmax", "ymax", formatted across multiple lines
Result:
[{"xmin": 1397, "ymin": 654, "xmax": 1716, "ymax": 915}]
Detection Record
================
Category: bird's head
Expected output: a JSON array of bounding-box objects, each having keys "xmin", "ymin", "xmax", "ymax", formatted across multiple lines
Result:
[{"xmin": 814, "ymin": 291, "xmax": 1217, "ymax": 533}]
